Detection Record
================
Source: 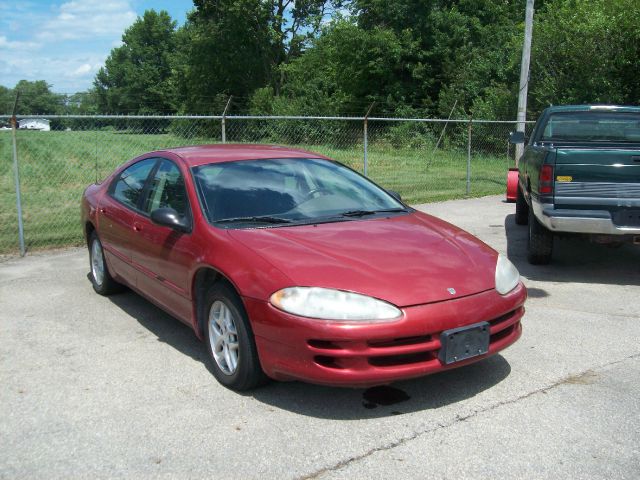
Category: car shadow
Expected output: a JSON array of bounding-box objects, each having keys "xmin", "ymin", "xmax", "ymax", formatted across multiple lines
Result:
[
  {"xmin": 106, "ymin": 289, "xmax": 209, "ymax": 365},
  {"xmin": 504, "ymin": 213, "xmax": 640, "ymax": 286},
  {"xmin": 250, "ymin": 355, "xmax": 511, "ymax": 419},
  {"xmin": 105, "ymin": 285, "xmax": 512, "ymax": 420}
]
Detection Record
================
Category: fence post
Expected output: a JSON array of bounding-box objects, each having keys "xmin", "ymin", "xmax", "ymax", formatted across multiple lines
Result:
[
  {"xmin": 466, "ymin": 116, "xmax": 472, "ymax": 196},
  {"xmin": 10, "ymin": 94, "xmax": 26, "ymax": 256},
  {"xmin": 221, "ymin": 96, "xmax": 232, "ymax": 143},
  {"xmin": 363, "ymin": 102, "xmax": 375, "ymax": 176}
]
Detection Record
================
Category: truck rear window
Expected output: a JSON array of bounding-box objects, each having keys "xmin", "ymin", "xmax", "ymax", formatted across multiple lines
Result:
[{"xmin": 541, "ymin": 111, "xmax": 640, "ymax": 143}]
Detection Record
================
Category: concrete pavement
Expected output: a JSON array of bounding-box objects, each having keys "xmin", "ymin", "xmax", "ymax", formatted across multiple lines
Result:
[{"xmin": 1, "ymin": 195, "xmax": 639, "ymax": 479}]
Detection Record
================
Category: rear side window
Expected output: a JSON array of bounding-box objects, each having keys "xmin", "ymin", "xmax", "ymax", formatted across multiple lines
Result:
[{"xmin": 111, "ymin": 159, "xmax": 157, "ymax": 210}]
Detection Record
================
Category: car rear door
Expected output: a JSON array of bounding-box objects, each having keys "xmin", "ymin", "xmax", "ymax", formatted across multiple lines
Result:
[{"xmin": 98, "ymin": 158, "xmax": 158, "ymax": 283}]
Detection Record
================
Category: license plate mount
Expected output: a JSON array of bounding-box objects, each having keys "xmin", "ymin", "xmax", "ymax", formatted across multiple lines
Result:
[{"xmin": 439, "ymin": 322, "xmax": 490, "ymax": 365}]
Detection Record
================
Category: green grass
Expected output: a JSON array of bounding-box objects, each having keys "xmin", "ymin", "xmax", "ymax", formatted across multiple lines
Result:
[{"xmin": 0, "ymin": 130, "xmax": 511, "ymax": 254}]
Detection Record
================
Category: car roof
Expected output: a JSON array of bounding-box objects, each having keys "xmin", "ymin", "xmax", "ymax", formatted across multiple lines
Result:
[
  {"xmin": 151, "ymin": 144, "xmax": 331, "ymax": 167},
  {"xmin": 544, "ymin": 104, "xmax": 640, "ymax": 114}
]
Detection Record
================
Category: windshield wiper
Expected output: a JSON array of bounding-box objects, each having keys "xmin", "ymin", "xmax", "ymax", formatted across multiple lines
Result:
[
  {"xmin": 215, "ymin": 215, "xmax": 292, "ymax": 224},
  {"xmin": 340, "ymin": 208, "xmax": 408, "ymax": 218}
]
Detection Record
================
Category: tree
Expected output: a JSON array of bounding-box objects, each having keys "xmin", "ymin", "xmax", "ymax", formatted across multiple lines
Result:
[
  {"xmin": 174, "ymin": 0, "xmax": 345, "ymax": 113},
  {"xmin": 12, "ymin": 80, "xmax": 63, "ymax": 115},
  {"xmin": 529, "ymin": 0, "xmax": 640, "ymax": 113},
  {"xmin": 0, "ymin": 86, "xmax": 14, "ymax": 115},
  {"xmin": 63, "ymin": 91, "xmax": 99, "ymax": 115},
  {"xmin": 173, "ymin": 1, "xmax": 272, "ymax": 113},
  {"xmin": 263, "ymin": 20, "xmax": 410, "ymax": 115},
  {"xmin": 94, "ymin": 10, "xmax": 178, "ymax": 114}
]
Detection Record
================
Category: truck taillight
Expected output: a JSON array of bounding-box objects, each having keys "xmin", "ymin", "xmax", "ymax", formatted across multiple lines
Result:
[{"xmin": 539, "ymin": 164, "xmax": 554, "ymax": 195}]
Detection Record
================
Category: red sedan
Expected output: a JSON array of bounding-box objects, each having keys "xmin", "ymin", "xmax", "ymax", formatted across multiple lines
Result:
[{"xmin": 82, "ymin": 145, "xmax": 526, "ymax": 390}]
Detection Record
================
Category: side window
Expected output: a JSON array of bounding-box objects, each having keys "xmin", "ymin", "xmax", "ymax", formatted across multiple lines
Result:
[
  {"xmin": 111, "ymin": 159, "xmax": 157, "ymax": 210},
  {"xmin": 143, "ymin": 159, "xmax": 189, "ymax": 217}
]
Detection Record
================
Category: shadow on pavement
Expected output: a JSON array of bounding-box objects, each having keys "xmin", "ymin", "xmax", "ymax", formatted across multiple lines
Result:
[
  {"xmin": 504, "ymin": 213, "xmax": 640, "ymax": 286},
  {"xmin": 250, "ymin": 355, "xmax": 511, "ymax": 419},
  {"xmin": 107, "ymin": 288, "xmax": 512, "ymax": 420},
  {"xmin": 107, "ymin": 289, "xmax": 208, "ymax": 365}
]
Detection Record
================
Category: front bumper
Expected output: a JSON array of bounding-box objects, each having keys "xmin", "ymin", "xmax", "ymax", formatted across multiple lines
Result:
[
  {"xmin": 533, "ymin": 200, "xmax": 640, "ymax": 235},
  {"xmin": 244, "ymin": 283, "xmax": 526, "ymax": 387}
]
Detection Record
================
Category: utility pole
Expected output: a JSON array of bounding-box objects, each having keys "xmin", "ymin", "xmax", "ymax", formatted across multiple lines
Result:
[{"xmin": 515, "ymin": 0, "xmax": 535, "ymax": 164}]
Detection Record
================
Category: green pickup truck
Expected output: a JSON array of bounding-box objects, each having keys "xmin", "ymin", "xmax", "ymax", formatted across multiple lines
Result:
[{"xmin": 510, "ymin": 105, "xmax": 640, "ymax": 264}]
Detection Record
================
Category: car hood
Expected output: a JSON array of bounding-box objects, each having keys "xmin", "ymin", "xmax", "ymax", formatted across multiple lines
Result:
[{"xmin": 228, "ymin": 212, "xmax": 498, "ymax": 307}]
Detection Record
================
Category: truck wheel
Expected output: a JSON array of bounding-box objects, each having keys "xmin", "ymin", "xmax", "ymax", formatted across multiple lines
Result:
[
  {"xmin": 515, "ymin": 186, "xmax": 529, "ymax": 225},
  {"xmin": 527, "ymin": 209, "xmax": 553, "ymax": 265}
]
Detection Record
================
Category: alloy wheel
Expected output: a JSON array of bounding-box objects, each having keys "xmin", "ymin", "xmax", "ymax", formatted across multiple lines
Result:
[{"xmin": 208, "ymin": 300, "xmax": 240, "ymax": 375}]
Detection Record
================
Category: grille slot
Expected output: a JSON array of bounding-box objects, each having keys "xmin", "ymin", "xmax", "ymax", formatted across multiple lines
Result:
[
  {"xmin": 314, "ymin": 356, "xmax": 345, "ymax": 369},
  {"xmin": 308, "ymin": 339, "xmax": 344, "ymax": 350},
  {"xmin": 490, "ymin": 324, "xmax": 515, "ymax": 342},
  {"xmin": 368, "ymin": 335, "xmax": 432, "ymax": 348},
  {"xmin": 368, "ymin": 352, "xmax": 434, "ymax": 367}
]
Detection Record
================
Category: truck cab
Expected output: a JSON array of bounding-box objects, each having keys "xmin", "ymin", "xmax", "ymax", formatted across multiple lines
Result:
[{"xmin": 511, "ymin": 105, "xmax": 640, "ymax": 264}]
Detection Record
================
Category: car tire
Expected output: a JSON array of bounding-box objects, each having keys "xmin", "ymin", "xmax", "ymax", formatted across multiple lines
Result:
[
  {"xmin": 527, "ymin": 208, "xmax": 553, "ymax": 265},
  {"xmin": 89, "ymin": 231, "xmax": 123, "ymax": 295},
  {"xmin": 203, "ymin": 282, "xmax": 267, "ymax": 391},
  {"xmin": 515, "ymin": 186, "xmax": 529, "ymax": 225}
]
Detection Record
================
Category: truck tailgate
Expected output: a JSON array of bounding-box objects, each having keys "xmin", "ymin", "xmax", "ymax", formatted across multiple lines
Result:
[{"xmin": 554, "ymin": 148, "xmax": 640, "ymax": 212}]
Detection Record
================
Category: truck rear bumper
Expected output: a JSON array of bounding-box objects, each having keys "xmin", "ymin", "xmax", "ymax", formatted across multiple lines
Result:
[{"xmin": 532, "ymin": 200, "xmax": 640, "ymax": 235}]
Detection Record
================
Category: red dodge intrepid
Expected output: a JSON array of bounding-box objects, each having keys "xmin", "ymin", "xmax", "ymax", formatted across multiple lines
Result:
[{"xmin": 81, "ymin": 144, "xmax": 526, "ymax": 390}]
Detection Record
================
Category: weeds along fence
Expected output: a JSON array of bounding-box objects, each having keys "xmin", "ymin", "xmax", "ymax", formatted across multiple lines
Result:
[{"xmin": 0, "ymin": 114, "xmax": 534, "ymax": 256}]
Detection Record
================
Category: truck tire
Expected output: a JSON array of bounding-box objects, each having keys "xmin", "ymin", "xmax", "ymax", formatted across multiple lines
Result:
[
  {"xmin": 527, "ymin": 209, "xmax": 553, "ymax": 265},
  {"xmin": 515, "ymin": 186, "xmax": 529, "ymax": 225}
]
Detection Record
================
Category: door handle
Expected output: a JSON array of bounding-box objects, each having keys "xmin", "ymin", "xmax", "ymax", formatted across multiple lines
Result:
[{"xmin": 133, "ymin": 222, "xmax": 143, "ymax": 232}]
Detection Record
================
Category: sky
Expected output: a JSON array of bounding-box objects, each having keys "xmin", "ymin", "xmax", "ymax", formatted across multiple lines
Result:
[{"xmin": 0, "ymin": 0, "xmax": 195, "ymax": 93}]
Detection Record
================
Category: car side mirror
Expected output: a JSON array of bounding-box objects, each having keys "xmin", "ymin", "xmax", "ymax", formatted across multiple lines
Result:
[
  {"xmin": 509, "ymin": 131, "xmax": 526, "ymax": 144},
  {"xmin": 150, "ymin": 208, "xmax": 191, "ymax": 233},
  {"xmin": 387, "ymin": 190, "xmax": 403, "ymax": 202}
]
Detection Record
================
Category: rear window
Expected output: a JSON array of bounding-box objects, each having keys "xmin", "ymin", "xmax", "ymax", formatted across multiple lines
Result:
[{"xmin": 541, "ymin": 111, "xmax": 640, "ymax": 142}]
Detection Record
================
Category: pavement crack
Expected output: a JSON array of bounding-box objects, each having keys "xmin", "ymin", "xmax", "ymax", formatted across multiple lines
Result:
[{"xmin": 297, "ymin": 352, "xmax": 640, "ymax": 480}]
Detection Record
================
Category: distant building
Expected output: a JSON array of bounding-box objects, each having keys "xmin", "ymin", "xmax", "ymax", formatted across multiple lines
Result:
[{"xmin": 18, "ymin": 118, "xmax": 51, "ymax": 131}]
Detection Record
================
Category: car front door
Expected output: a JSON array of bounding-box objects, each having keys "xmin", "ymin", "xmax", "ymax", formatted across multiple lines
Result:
[{"xmin": 129, "ymin": 158, "xmax": 201, "ymax": 324}]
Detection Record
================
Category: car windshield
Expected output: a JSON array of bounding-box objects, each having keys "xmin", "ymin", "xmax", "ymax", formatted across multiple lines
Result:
[
  {"xmin": 541, "ymin": 111, "xmax": 640, "ymax": 143},
  {"xmin": 192, "ymin": 158, "xmax": 407, "ymax": 227}
]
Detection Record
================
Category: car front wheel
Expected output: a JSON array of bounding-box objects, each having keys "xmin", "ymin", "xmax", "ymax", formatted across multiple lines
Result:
[
  {"xmin": 89, "ymin": 231, "xmax": 123, "ymax": 295},
  {"xmin": 203, "ymin": 282, "xmax": 266, "ymax": 391}
]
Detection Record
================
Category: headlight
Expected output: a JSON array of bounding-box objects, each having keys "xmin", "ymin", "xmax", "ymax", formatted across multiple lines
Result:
[
  {"xmin": 269, "ymin": 287, "xmax": 402, "ymax": 322},
  {"xmin": 495, "ymin": 254, "xmax": 520, "ymax": 295}
]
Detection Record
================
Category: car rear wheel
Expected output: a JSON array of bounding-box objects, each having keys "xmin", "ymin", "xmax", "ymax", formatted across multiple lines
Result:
[
  {"xmin": 515, "ymin": 186, "xmax": 529, "ymax": 225},
  {"xmin": 203, "ymin": 282, "xmax": 267, "ymax": 391},
  {"xmin": 527, "ymin": 209, "xmax": 553, "ymax": 265},
  {"xmin": 89, "ymin": 231, "xmax": 123, "ymax": 295}
]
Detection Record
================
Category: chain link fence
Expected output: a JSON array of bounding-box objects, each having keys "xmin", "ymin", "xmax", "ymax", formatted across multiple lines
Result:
[{"xmin": 0, "ymin": 115, "xmax": 534, "ymax": 256}]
